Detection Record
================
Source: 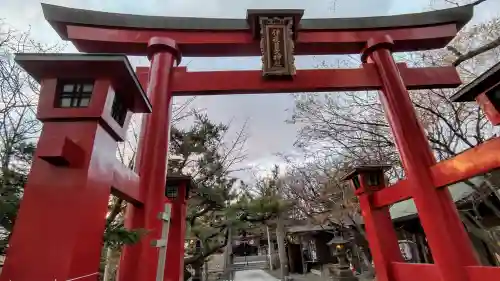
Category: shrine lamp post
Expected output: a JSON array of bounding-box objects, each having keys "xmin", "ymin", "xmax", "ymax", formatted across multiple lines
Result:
[
  {"xmin": 341, "ymin": 165, "xmax": 403, "ymax": 281},
  {"xmin": 161, "ymin": 175, "xmax": 196, "ymax": 281},
  {"xmin": 0, "ymin": 53, "xmax": 150, "ymax": 281},
  {"xmin": 451, "ymin": 61, "xmax": 500, "ymax": 125}
]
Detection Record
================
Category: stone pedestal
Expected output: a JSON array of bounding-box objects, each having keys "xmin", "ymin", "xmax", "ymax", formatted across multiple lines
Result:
[
  {"xmin": 327, "ymin": 236, "xmax": 358, "ymax": 281},
  {"xmin": 327, "ymin": 264, "xmax": 358, "ymax": 281}
]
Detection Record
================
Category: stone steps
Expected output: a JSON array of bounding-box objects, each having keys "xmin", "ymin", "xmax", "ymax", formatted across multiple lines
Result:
[{"xmin": 231, "ymin": 260, "xmax": 269, "ymax": 271}]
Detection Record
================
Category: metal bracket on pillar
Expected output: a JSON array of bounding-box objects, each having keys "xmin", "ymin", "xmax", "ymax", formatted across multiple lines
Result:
[{"xmin": 152, "ymin": 203, "xmax": 172, "ymax": 281}]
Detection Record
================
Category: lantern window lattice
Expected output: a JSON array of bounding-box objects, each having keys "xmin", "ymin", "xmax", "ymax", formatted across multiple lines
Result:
[
  {"xmin": 352, "ymin": 175, "xmax": 361, "ymax": 189},
  {"xmin": 367, "ymin": 172, "xmax": 382, "ymax": 186},
  {"xmin": 111, "ymin": 93, "xmax": 127, "ymax": 126},
  {"xmin": 56, "ymin": 80, "xmax": 94, "ymax": 108},
  {"xmin": 166, "ymin": 185, "xmax": 178, "ymax": 199}
]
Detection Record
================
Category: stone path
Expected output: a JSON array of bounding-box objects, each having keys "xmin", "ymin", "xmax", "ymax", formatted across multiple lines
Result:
[{"xmin": 234, "ymin": 270, "xmax": 279, "ymax": 281}]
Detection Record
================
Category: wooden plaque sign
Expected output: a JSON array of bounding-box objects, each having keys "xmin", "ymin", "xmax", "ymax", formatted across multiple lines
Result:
[{"xmin": 259, "ymin": 17, "xmax": 296, "ymax": 78}]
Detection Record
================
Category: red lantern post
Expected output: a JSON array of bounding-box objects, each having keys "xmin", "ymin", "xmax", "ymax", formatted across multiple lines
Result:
[{"xmin": 0, "ymin": 54, "xmax": 151, "ymax": 281}]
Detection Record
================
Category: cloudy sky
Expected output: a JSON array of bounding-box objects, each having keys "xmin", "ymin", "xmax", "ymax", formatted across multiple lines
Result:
[{"xmin": 1, "ymin": 0, "xmax": 499, "ymax": 181}]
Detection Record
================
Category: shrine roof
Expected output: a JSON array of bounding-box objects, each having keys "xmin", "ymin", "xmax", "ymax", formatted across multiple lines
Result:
[
  {"xmin": 390, "ymin": 176, "xmax": 484, "ymax": 222},
  {"xmin": 451, "ymin": 61, "xmax": 500, "ymax": 102},
  {"xmin": 42, "ymin": 3, "xmax": 473, "ymax": 39},
  {"xmin": 14, "ymin": 53, "xmax": 151, "ymax": 113}
]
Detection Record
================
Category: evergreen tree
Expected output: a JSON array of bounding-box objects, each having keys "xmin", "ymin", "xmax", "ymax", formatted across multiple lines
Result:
[{"xmin": 0, "ymin": 142, "xmax": 35, "ymax": 255}]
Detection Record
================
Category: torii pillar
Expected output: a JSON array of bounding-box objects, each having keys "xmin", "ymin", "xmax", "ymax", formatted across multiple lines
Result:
[{"xmin": 118, "ymin": 37, "xmax": 182, "ymax": 281}]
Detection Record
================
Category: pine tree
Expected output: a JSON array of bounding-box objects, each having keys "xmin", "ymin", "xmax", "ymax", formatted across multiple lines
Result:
[{"xmin": 0, "ymin": 142, "xmax": 36, "ymax": 255}]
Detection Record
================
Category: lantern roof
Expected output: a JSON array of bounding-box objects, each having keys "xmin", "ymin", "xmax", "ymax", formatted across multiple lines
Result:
[
  {"xmin": 327, "ymin": 236, "xmax": 350, "ymax": 246},
  {"xmin": 341, "ymin": 164, "xmax": 392, "ymax": 181},
  {"xmin": 15, "ymin": 53, "xmax": 151, "ymax": 113},
  {"xmin": 451, "ymin": 61, "xmax": 500, "ymax": 102},
  {"xmin": 166, "ymin": 174, "xmax": 197, "ymax": 199}
]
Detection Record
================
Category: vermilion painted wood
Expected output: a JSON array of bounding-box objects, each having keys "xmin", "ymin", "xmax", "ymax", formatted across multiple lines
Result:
[
  {"xmin": 133, "ymin": 38, "xmax": 179, "ymax": 281},
  {"xmin": 118, "ymin": 68, "xmax": 151, "ymax": 281},
  {"xmin": 391, "ymin": 263, "xmax": 439, "ymax": 281},
  {"xmin": 476, "ymin": 91, "xmax": 500, "ymax": 125},
  {"xmin": 363, "ymin": 35, "xmax": 478, "ymax": 281},
  {"xmin": 389, "ymin": 264, "xmax": 500, "ymax": 281},
  {"xmin": 0, "ymin": 123, "xmax": 113, "ymax": 281},
  {"xmin": 15, "ymin": 54, "xmax": 151, "ymax": 114},
  {"xmin": 130, "ymin": 67, "xmax": 190, "ymax": 281},
  {"xmin": 118, "ymin": 201, "xmax": 146, "ymax": 281},
  {"xmin": 164, "ymin": 182, "xmax": 188, "ymax": 281},
  {"xmin": 371, "ymin": 180, "xmax": 411, "ymax": 208},
  {"xmin": 432, "ymin": 137, "xmax": 500, "ymax": 188},
  {"xmin": 129, "ymin": 57, "xmax": 188, "ymax": 281},
  {"xmin": 466, "ymin": 266, "xmax": 500, "ymax": 281},
  {"xmin": 0, "ymin": 58, "xmax": 150, "ymax": 280},
  {"xmin": 372, "ymin": 137, "xmax": 500, "ymax": 208},
  {"xmin": 111, "ymin": 161, "xmax": 142, "ymax": 205},
  {"xmin": 37, "ymin": 136, "xmax": 85, "ymax": 167},
  {"xmin": 135, "ymin": 64, "xmax": 462, "ymax": 95},
  {"xmin": 36, "ymin": 78, "xmax": 133, "ymax": 141},
  {"xmin": 65, "ymin": 24, "xmax": 459, "ymax": 56},
  {"xmin": 356, "ymin": 174, "xmax": 403, "ymax": 281},
  {"xmin": 18, "ymin": 4, "xmax": 499, "ymax": 281},
  {"xmin": 68, "ymin": 124, "xmax": 118, "ymax": 281}
]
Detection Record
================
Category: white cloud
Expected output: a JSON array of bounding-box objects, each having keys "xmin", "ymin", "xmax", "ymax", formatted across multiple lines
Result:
[{"xmin": 1, "ymin": 0, "xmax": 495, "ymax": 182}]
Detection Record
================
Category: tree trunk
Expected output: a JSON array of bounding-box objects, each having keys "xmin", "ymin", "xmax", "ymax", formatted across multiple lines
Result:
[
  {"xmin": 223, "ymin": 226, "xmax": 233, "ymax": 270},
  {"xmin": 266, "ymin": 225, "xmax": 273, "ymax": 270},
  {"xmin": 194, "ymin": 263, "xmax": 202, "ymax": 281},
  {"xmin": 276, "ymin": 215, "xmax": 289, "ymax": 280},
  {"xmin": 203, "ymin": 260, "xmax": 209, "ymax": 281}
]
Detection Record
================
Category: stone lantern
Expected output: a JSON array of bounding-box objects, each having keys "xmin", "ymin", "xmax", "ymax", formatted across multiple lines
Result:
[{"xmin": 327, "ymin": 236, "xmax": 358, "ymax": 281}]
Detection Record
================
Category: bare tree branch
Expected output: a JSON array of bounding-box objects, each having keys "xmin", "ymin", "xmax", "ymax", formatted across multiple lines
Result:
[{"xmin": 451, "ymin": 37, "xmax": 500, "ymax": 66}]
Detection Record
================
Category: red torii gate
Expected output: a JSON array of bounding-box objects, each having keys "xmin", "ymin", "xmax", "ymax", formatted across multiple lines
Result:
[{"xmin": 1, "ymin": 2, "xmax": 499, "ymax": 281}]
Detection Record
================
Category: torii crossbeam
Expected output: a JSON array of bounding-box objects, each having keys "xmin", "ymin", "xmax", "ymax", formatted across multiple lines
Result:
[{"xmin": 2, "ymin": 3, "xmax": 498, "ymax": 281}]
